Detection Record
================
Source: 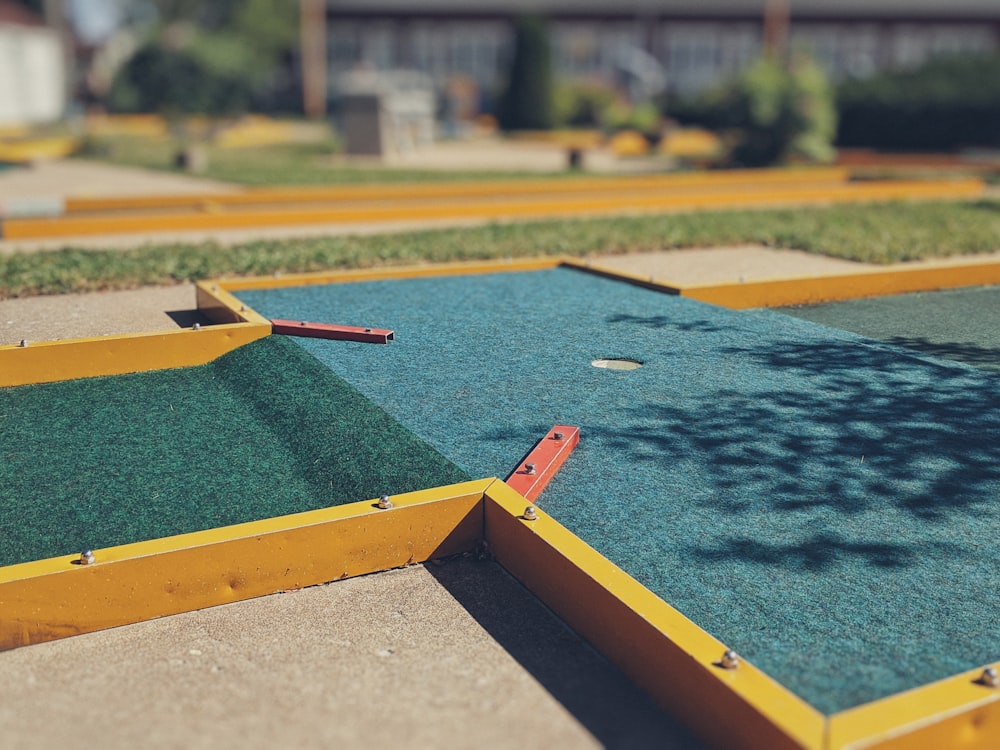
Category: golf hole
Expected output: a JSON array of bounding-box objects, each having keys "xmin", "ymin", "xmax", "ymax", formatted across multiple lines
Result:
[{"xmin": 591, "ymin": 358, "xmax": 643, "ymax": 371}]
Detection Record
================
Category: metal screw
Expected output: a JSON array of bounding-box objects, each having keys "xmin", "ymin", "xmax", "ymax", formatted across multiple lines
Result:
[
  {"xmin": 523, "ymin": 506, "xmax": 538, "ymax": 521},
  {"xmin": 300, "ymin": 321, "xmax": 308, "ymax": 326},
  {"xmin": 377, "ymin": 494, "xmax": 393, "ymax": 510},
  {"xmin": 18, "ymin": 339, "xmax": 27, "ymax": 347},
  {"xmin": 720, "ymin": 649, "xmax": 740, "ymax": 670},
  {"xmin": 525, "ymin": 463, "xmax": 537, "ymax": 475},
  {"xmin": 240, "ymin": 304, "xmax": 247, "ymax": 312},
  {"xmin": 192, "ymin": 323, "xmax": 201, "ymax": 331},
  {"xmin": 211, "ymin": 285, "xmax": 218, "ymax": 292},
  {"xmin": 79, "ymin": 549, "xmax": 96, "ymax": 566},
  {"xmin": 553, "ymin": 431, "xmax": 565, "ymax": 440},
  {"xmin": 365, "ymin": 328, "xmax": 372, "ymax": 333},
  {"xmin": 981, "ymin": 667, "xmax": 1000, "ymax": 687}
]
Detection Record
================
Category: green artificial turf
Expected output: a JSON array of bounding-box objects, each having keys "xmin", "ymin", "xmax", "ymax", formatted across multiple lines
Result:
[
  {"xmin": 241, "ymin": 268, "xmax": 1000, "ymax": 714},
  {"xmin": 0, "ymin": 335, "xmax": 469, "ymax": 568},
  {"xmin": 777, "ymin": 285, "xmax": 1000, "ymax": 371}
]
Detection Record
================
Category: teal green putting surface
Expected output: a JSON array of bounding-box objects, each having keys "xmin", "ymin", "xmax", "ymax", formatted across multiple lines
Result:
[
  {"xmin": 777, "ymin": 285, "xmax": 1000, "ymax": 371},
  {"xmin": 241, "ymin": 269, "xmax": 1000, "ymax": 715},
  {"xmin": 0, "ymin": 336, "xmax": 469, "ymax": 569}
]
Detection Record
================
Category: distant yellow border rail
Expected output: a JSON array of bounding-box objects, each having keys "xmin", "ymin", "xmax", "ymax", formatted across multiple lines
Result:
[
  {"xmin": 565, "ymin": 257, "xmax": 1000, "ymax": 309},
  {"xmin": 61, "ymin": 167, "xmax": 850, "ymax": 213},
  {"xmin": 0, "ymin": 169, "xmax": 984, "ymax": 240}
]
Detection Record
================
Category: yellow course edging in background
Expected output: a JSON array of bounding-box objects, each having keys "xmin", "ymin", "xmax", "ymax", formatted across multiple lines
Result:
[
  {"xmin": 2, "ymin": 174, "xmax": 980, "ymax": 241},
  {"xmin": 216, "ymin": 257, "xmax": 565, "ymax": 291},
  {"xmin": 681, "ymin": 261, "xmax": 1000, "ymax": 309},
  {"xmin": 62, "ymin": 167, "xmax": 850, "ymax": 213}
]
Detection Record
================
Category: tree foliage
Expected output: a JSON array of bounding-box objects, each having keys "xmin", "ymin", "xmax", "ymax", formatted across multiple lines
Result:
[
  {"xmin": 496, "ymin": 15, "xmax": 555, "ymax": 131},
  {"xmin": 666, "ymin": 53, "xmax": 836, "ymax": 167},
  {"xmin": 108, "ymin": 0, "xmax": 297, "ymax": 116},
  {"xmin": 837, "ymin": 54, "xmax": 1000, "ymax": 150}
]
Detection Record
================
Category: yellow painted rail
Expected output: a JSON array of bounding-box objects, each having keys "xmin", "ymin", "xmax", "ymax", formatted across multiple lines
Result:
[
  {"xmin": 0, "ymin": 281, "xmax": 269, "ymax": 387},
  {"xmin": 484, "ymin": 480, "xmax": 826, "ymax": 750},
  {"xmin": 828, "ymin": 664, "xmax": 1000, "ymax": 749},
  {"xmin": 62, "ymin": 167, "xmax": 850, "ymax": 213},
  {"xmin": 0, "ymin": 323, "xmax": 270, "ymax": 388},
  {"xmin": 2, "ymin": 177, "xmax": 982, "ymax": 240},
  {"xmin": 217, "ymin": 257, "xmax": 565, "ymax": 292},
  {"xmin": 0, "ymin": 480, "xmax": 489, "ymax": 650},
  {"xmin": 681, "ymin": 261, "xmax": 1000, "ymax": 309}
]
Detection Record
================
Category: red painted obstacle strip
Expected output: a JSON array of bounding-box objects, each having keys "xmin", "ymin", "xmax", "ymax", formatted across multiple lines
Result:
[
  {"xmin": 505, "ymin": 425, "xmax": 580, "ymax": 503},
  {"xmin": 270, "ymin": 319, "xmax": 394, "ymax": 344}
]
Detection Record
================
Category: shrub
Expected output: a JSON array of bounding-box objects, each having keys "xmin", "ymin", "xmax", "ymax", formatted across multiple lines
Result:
[
  {"xmin": 837, "ymin": 54, "xmax": 1000, "ymax": 150},
  {"xmin": 496, "ymin": 15, "xmax": 555, "ymax": 131},
  {"xmin": 665, "ymin": 53, "xmax": 836, "ymax": 167}
]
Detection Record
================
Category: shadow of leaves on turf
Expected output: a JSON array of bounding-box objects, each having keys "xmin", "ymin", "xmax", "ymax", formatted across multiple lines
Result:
[
  {"xmin": 591, "ymin": 335, "xmax": 1000, "ymax": 569},
  {"xmin": 883, "ymin": 335, "xmax": 1000, "ymax": 371},
  {"xmin": 691, "ymin": 531, "xmax": 965, "ymax": 571},
  {"xmin": 607, "ymin": 313, "xmax": 725, "ymax": 332}
]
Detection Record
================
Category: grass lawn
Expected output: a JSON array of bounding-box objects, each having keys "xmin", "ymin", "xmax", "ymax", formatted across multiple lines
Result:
[{"xmin": 2, "ymin": 198, "xmax": 998, "ymax": 298}]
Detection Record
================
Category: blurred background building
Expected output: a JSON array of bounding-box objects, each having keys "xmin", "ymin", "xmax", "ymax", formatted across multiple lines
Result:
[
  {"xmin": 0, "ymin": 1, "xmax": 66, "ymax": 126},
  {"xmin": 324, "ymin": 0, "xmax": 1000, "ymax": 104},
  {"xmin": 3, "ymin": 0, "xmax": 999, "ymax": 161}
]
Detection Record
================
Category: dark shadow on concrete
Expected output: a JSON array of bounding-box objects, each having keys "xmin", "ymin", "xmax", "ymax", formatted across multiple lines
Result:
[
  {"xmin": 427, "ymin": 556, "xmax": 703, "ymax": 750},
  {"xmin": 165, "ymin": 309, "xmax": 214, "ymax": 328}
]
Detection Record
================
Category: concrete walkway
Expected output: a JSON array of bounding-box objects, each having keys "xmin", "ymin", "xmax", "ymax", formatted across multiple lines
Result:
[{"xmin": 1, "ymin": 558, "xmax": 697, "ymax": 750}]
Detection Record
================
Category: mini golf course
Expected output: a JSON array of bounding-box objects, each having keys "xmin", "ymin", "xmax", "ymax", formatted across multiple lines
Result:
[
  {"xmin": 2, "ymin": 258, "xmax": 999, "ymax": 749},
  {"xmin": 237, "ymin": 267, "xmax": 1000, "ymax": 716}
]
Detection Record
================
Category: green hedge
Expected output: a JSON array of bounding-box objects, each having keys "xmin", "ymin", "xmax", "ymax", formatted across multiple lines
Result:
[
  {"xmin": 496, "ymin": 15, "xmax": 555, "ymax": 131},
  {"xmin": 836, "ymin": 54, "xmax": 1000, "ymax": 151},
  {"xmin": 664, "ymin": 54, "xmax": 836, "ymax": 167}
]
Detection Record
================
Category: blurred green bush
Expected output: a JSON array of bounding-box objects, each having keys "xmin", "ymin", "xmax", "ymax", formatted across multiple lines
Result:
[
  {"xmin": 496, "ymin": 15, "xmax": 555, "ymax": 131},
  {"xmin": 836, "ymin": 54, "xmax": 1000, "ymax": 151},
  {"xmin": 107, "ymin": 0, "xmax": 297, "ymax": 117},
  {"xmin": 665, "ymin": 53, "xmax": 836, "ymax": 167}
]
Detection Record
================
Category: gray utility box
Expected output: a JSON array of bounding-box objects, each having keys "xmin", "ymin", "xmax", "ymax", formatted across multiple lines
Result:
[{"xmin": 337, "ymin": 70, "xmax": 435, "ymax": 158}]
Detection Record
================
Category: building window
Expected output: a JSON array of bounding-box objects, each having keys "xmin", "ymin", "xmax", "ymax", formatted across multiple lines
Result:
[{"xmin": 662, "ymin": 24, "xmax": 724, "ymax": 96}]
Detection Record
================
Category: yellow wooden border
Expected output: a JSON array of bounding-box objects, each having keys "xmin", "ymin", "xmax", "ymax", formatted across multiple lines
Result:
[
  {"xmin": 0, "ymin": 323, "xmax": 269, "ymax": 388},
  {"xmin": 195, "ymin": 279, "xmax": 271, "ymax": 324},
  {"xmin": 560, "ymin": 257, "xmax": 684, "ymax": 294},
  {"xmin": 0, "ymin": 479, "xmax": 490, "ymax": 651},
  {"xmin": 217, "ymin": 257, "xmax": 565, "ymax": 291},
  {"xmin": 4, "ymin": 178, "xmax": 979, "ymax": 240},
  {"xmin": 482, "ymin": 479, "xmax": 825, "ymax": 750},
  {"xmin": 828, "ymin": 664, "xmax": 1000, "ymax": 749},
  {"xmin": 62, "ymin": 167, "xmax": 850, "ymax": 214},
  {"xmin": 0, "ymin": 282, "xmax": 269, "ymax": 388},
  {"xmin": 680, "ymin": 261, "xmax": 1000, "ymax": 309}
]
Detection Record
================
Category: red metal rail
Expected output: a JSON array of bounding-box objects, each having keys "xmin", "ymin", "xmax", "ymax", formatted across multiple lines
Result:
[
  {"xmin": 270, "ymin": 319, "xmax": 394, "ymax": 344},
  {"xmin": 505, "ymin": 425, "xmax": 580, "ymax": 503}
]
